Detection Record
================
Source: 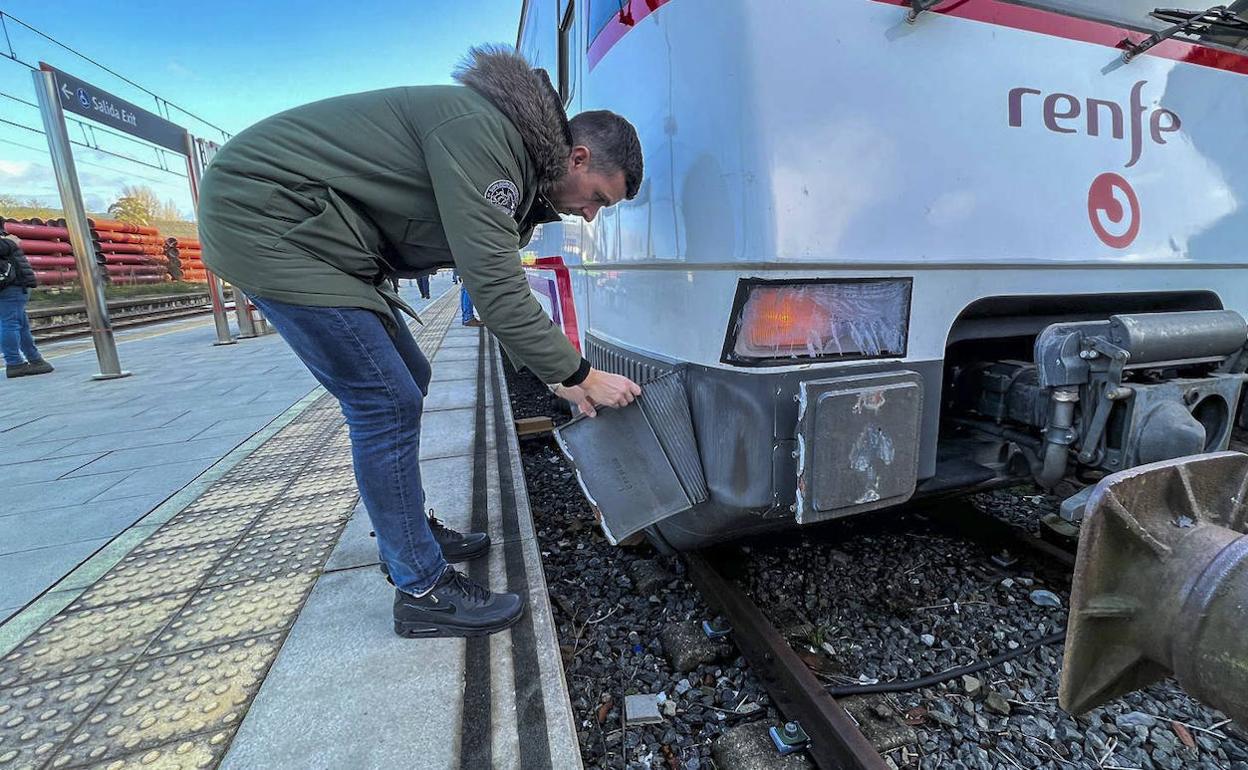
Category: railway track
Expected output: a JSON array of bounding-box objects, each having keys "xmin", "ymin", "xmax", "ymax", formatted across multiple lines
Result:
[
  {"xmin": 687, "ymin": 550, "xmax": 888, "ymax": 769},
  {"xmin": 507, "ymin": 362, "xmax": 1248, "ymax": 768},
  {"xmin": 30, "ymin": 293, "xmax": 215, "ymax": 342}
]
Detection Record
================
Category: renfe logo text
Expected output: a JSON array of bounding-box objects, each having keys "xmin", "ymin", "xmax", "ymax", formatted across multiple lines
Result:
[{"xmin": 1008, "ymin": 81, "xmax": 1180, "ymax": 168}]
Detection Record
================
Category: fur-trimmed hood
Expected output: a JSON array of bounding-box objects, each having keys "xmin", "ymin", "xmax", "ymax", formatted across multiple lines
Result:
[{"xmin": 454, "ymin": 45, "xmax": 571, "ymax": 188}]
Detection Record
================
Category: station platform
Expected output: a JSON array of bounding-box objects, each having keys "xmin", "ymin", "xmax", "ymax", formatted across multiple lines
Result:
[{"xmin": 0, "ymin": 282, "xmax": 580, "ymax": 769}]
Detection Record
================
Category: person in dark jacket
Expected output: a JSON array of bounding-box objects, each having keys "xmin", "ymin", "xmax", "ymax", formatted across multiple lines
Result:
[
  {"xmin": 0, "ymin": 236, "xmax": 53, "ymax": 379},
  {"xmin": 199, "ymin": 47, "xmax": 643, "ymax": 638}
]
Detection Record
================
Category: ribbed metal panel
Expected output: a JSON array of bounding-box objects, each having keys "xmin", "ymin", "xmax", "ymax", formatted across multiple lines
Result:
[
  {"xmin": 585, "ymin": 336, "xmax": 675, "ymax": 384},
  {"xmin": 639, "ymin": 371, "xmax": 708, "ymax": 504}
]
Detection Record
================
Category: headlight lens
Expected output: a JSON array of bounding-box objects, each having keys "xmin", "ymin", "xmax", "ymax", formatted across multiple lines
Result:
[{"xmin": 723, "ymin": 279, "xmax": 912, "ymax": 364}]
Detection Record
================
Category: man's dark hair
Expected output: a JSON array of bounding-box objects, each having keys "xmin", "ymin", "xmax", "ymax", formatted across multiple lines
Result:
[{"xmin": 568, "ymin": 110, "xmax": 643, "ymax": 200}]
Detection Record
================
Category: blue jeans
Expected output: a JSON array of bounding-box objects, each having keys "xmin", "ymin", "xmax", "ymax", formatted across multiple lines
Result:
[
  {"xmin": 416, "ymin": 275, "xmax": 430, "ymax": 297},
  {"xmin": 460, "ymin": 286, "xmax": 475, "ymax": 324},
  {"xmin": 0, "ymin": 286, "xmax": 41, "ymax": 367},
  {"xmin": 249, "ymin": 295, "xmax": 446, "ymax": 594}
]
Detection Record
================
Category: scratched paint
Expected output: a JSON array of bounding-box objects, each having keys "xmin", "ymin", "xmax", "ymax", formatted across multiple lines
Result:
[
  {"xmin": 849, "ymin": 424, "xmax": 896, "ymax": 504},
  {"xmin": 853, "ymin": 389, "xmax": 887, "ymax": 414}
]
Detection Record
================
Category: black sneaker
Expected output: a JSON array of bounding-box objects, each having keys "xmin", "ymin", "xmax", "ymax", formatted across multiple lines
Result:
[
  {"xmin": 393, "ymin": 567, "xmax": 524, "ymax": 638},
  {"xmin": 5, "ymin": 363, "xmax": 36, "ymax": 379},
  {"xmin": 24, "ymin": 359, "xmax": 53, "ymax": 375},
  {"xmin": 427, "ymin": 513, "xmax": 490, "ymax": 562}
]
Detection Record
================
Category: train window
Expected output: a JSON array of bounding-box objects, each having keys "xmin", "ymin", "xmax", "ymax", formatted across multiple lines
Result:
[
  {"xmin": 1005, "ymin": 1, "xmax": 1166, "ymax": 31},
  {"xmin": 1012, "ymin": 1, "xmax": 1248, "ymax": 34},
  {"xmin": 558, "ymin": 1, "xmax": 575, "ymax": 104},
  {"xmin": 587, "ymin": 0, "xmax": 622, "ymax": 47}
]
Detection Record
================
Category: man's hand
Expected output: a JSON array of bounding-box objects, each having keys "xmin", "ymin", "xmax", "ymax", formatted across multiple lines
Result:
[{"xmin": 554, "ymin": 368, "xmax": 641, "ymax": 418}]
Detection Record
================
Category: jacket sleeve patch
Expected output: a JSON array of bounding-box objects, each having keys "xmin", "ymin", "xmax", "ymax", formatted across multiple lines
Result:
[{"xmin": 484, "ymin": 179, "xmax": 520, "ymax": 216}]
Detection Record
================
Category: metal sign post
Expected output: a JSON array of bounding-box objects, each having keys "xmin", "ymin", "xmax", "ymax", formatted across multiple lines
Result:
[
  {"xmin": 32, "ymin": 68, "xmax": 129, "ymax": 379},
  {"xmin": 235, "ymin": 291, "xmax": 260, "ymax": 338},
  {"xmin": 184, "ymin": 133, "xmax": 235, "ymax": 346}
]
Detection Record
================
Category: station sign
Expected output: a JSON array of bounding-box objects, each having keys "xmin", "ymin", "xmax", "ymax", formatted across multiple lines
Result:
[{"xmin": 40, "ymin": 63, "xmax": 187, "ymax": 154}]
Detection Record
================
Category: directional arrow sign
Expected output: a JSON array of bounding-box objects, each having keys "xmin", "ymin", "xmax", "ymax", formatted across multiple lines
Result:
[{"xmin": 41, "ymin": 62, "xmax": 188, "ymax": 155}]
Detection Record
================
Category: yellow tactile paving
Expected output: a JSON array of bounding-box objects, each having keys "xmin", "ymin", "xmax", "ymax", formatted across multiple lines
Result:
[
  {"xmin": 0, "ymin": 595, "xmax": 188, "ymax": 687},
  {"xmin": 205, "ymin": 523, "xmax": 344, "ymax": 587},
  {"xmin": 68, "ymin": 544, "xmax": 235, "ymax": 612},
  {"xmin": 86, "ymin": 732, "xmax": 230, "ymax": 770},
  {"xmin": 51, "ymin": 637, "xmax": 280, "ymax": 767},
  {"xmin": 145, "ymin": 576, "xmax": 316, "ymax": 657},
  {"xmin": 0, "ymin": 289, "xmax": 461, "ymax": 769},
  {"xmin": 0, "ymin": 669, "xmax": 124, "ymax": 768},
  {"xmin": 178, "ymin": 480, "xmax": 289, "ymax": 516},
  {"xmin": 249, "ymin": 490, "xmax": 359, "ymax": 535}
]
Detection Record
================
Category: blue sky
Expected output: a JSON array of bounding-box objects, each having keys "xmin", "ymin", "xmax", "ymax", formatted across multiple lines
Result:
[{"xmin": 0, "ymin": 0, "xmax": 521, "ymax": 216}]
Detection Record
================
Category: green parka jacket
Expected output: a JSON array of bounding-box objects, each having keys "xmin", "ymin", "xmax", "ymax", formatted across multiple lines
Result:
[{"xmin": 198, "ymin": 47, "xmax": 585, "ymax": 384}]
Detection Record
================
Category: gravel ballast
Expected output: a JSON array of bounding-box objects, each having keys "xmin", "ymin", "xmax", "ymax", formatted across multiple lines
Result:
[{"xmin": 504, "ymin": 362, "xmax": 1248, "ymax": 769}]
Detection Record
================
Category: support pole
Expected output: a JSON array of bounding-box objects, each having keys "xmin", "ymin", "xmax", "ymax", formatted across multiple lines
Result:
[
  {"xmin": 183, "ymin": 133, "xmax": 234, "ymax": 346},
  {"xmin": 32, "ymin": 68, "xmax": 129, "ymax": 379},
  {"xmin": 235, "ymin": 290, "xmax": 259, "ymax": 338}
]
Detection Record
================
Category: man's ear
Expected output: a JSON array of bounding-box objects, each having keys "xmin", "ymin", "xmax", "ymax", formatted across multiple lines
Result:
[{"xmin": 569, "ymin": 145, "xmax": 591, "ymax": 169}]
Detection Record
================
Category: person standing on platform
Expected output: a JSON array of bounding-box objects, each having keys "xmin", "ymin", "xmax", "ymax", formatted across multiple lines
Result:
[
  {"xmin": 198, "ymin": 46, "xmax": 643, "ymax": 639},
  {"xmin": 460, "ymin": 283, "xmax": 481, "ymax": 328},
  {"xmin": 416, "ymin": 274, "xmax": 431, "ymax": 299},
  {"xmin": 0, "ymin": 237, "xmax": 53, "ymax": 379}
]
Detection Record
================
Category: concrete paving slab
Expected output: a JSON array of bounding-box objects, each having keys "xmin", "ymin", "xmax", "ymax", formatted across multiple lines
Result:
[
  {"xmin": 322, "ymin": 502, "xmax": 377, "ymax": 573},
  {"xmin": 89, "ymin": 457, "xmax": 220, "ymax": 502},
  {"xmin": 8, "ymin": 452, "xmax": 104, "ymax": 484},
  {"xmin": 0, "ymin": 537, "xmax": 111, "ymax": 611},
  {"xmin": 38, "ymin": 423, "xmax": 231, "ymax": 457},
  {"xmin": 433, "ymin": 347, "xmax": 480, "ymax": 362},
  {"xmin": 6, "ymin": 469, "xmax": 133, "ymax": 512},
  {"xmin": 430, "ymin": 358, "xmax": 480, "ymax": 382},
  {"xmin": 0, "ymin": 438, "xmax": 77, "ymax": 465},
  {"xmin": 420, "ymin": 407, "xmax": 483, "ymax": 460},
  {"xmin": 220, "ymin": 569, "xmax": 466, "ymax": 770},
  {"xmin": 438, "ymin": 337, "xmax": 480, "ymax": 349},
  {"xmin": 60, "ymin": 436, "xmax": 247, "ymax": 477},
  {"xmin": 191, "ymin": 414, "xmax": 283, "ymax": 442},
  {"xmin": 0, "ymin": 495, "xmax": 155, "ymax": 554},
  {"xmin": 424, "ymin": 383, "xmax": 491, "ymax": 412}
]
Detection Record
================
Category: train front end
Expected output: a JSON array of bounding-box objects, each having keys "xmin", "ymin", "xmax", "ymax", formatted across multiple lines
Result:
[{"xmin": 528, "ymin": 0, "xmax": 1248, "ymax": 551}]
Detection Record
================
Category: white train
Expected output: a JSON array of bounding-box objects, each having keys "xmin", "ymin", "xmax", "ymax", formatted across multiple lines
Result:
[{"xmin": 518, "ymin": 0, "xmax": 1248, "ymax": 549}]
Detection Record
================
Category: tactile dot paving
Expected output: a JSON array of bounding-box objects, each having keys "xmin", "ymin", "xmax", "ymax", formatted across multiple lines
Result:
[
  {"xmin": 281, "ymin": 469, "xmax": 356, "ymax": 499},
  {"xmin": 86, "ymin": 730, "xmax": 232, "ymax": 770},
  {"xmin": 69, "ymin": 544, "xmax": 233, "ymax": 611},
  {"xmin": 50, "ymin": 637, "xmax": 280, "ymax": 767},
  {"xmin": 0, "ymin": 668, "xmax": 124, "ymax": 768},
  {"xmin": 133, "ymin": 506, "xmax": 265, "ymax": 553},
  {"xmin": 0, "ymin": 595, "xmax": 188, "ymax": 687},
  {"xmin": 218, "ymin": 458, "xmax": 307, "ymax": 485},
  {"xmin": 250, "ymin": 491, "xmax": 358, "ymax": 535},
  {"xmin": 205, "ymin": 523, "xmax": 344, "ymax": 586},
  {"xmin": 179, "ymin": 479, "xmax": 288, "ymax": 516},
  {"xmin": 145, "ymin": 575, "xmax": 316, "ymax": 657}
]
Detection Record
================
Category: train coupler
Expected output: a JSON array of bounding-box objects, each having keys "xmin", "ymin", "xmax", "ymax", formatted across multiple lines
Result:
[{"xmin": 1060, "ymin": 451, "xmax": 1248, "ymax": 726}]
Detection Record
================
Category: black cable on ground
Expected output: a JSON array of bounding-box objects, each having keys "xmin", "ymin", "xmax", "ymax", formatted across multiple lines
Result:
[{"xmin": 825, "ymin": 630, "xmax": 1067, "ymax": 697}]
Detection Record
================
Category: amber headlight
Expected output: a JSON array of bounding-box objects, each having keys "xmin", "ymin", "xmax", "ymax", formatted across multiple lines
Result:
[{"xmin": 721, "ymin": 278, "xmax": 912, "ymax": 365}]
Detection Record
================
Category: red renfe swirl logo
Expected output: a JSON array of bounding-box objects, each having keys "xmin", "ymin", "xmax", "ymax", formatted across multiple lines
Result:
[{"xmin": 1087, "ymin": 172, "xmax": 1141, "ymax": 249}]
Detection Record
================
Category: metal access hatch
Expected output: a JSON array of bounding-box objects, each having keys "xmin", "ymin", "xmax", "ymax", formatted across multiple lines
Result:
[
  {"xmin": 796, "ymin": 371, "xmax": 923, "ymax": 524},
  {"xmin": 555, "ymin": 372, "xmax": 708, "ymax": 544}
]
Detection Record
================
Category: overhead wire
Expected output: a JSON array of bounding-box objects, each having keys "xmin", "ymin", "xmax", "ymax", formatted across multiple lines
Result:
[
  {"xmin": 0, "ymin": 11, "xmax": 230, "ymax": 139},
  {"xmin": 0, "ymin": 136, "xmax": 187, "ymax": 186},
  {"xmin": 0, "ymin": 116, "xmax": 186, "ymax": 177}
]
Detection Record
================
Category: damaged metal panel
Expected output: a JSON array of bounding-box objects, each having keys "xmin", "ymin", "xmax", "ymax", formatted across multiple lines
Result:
[
  {"xmin": 796, "ymin": 371, "xmax": 923, "ymax": 524},
  {"xmin": 555, "ymin": 371, "xmax": 707, "ymax": 544}
]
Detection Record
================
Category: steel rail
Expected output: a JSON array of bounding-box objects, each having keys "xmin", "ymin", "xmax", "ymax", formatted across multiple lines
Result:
[{"xmin": 686, "ymin": 550, "xmax": 888, "ymax": 770}]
